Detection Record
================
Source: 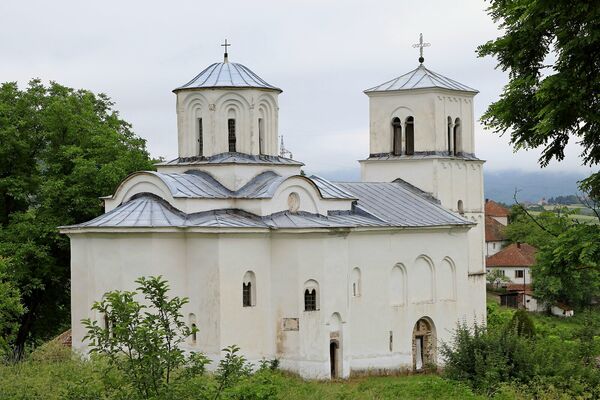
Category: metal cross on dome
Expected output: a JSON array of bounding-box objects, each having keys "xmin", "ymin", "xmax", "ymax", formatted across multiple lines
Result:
[
  {"xmin": 412, "ymin": 33, "xmax": 430, "ymax": 64},
  {"xmin": 221, "ymin": 39, "xmax": 231, "ymax": 62}
]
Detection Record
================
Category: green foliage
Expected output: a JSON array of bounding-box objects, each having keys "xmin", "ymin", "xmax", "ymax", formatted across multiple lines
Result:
[
  {"xmin": 0, "ymin": 257, "xmax": 24, "ymax": 359},
  {"xmin": 486, "ymin": 269, "xmax": 510, "ymax": 288},
  {"xmin": 0, "ymin": 79, "xmax": 154, "ymax": 356},
  {"xmin": 505, "ymin": 206, "xmax": 600, "ymax": 308},
  {"xmin": 82, "ymin": 276, "xmax": 198, "ymax": 399},
  {"xmin": 477, "ymin": 0, "xmax": 600, "ymax": 198},
  {"xmin": 507, "ymin": 309, "xmax": 535, "ymax": 338}
]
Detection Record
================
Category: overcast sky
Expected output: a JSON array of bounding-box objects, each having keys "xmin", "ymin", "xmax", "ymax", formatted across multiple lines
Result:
[{"xmin": 0, "ymin": 0, "xmax": 592, "ymax": 179}]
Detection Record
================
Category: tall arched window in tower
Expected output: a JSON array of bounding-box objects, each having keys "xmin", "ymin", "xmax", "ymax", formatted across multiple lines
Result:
[
  {"xmin": 453, "ymin": 118, "xmax": 461, "ymax": 156},
  {"xmin": 392, "ymin": 117, "xmax": 402, "ymax": 156},
  {"xmin": 258, "ymin": 118, "xmax": 265, "ymax": 155},
  {"xmin": 447, "ymin": 116, "xmax": 452, "ymax": 154},
  {"xmin": 242, "ymin": 271, "xmax": 256, "ymax": 307},
  {"xmin": 228, "ymin": 118, "xmax": 236, "ymax": 152},
  {"xmin": 197, "ymin": 118, "xmax": 203, "ymax": 156},
  {"xmin": 405, "ymin": 116, "xmax": 415, "ymax": 155}
]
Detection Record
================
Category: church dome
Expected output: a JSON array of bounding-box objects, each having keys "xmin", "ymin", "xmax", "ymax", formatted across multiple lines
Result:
[
  {"xmin": 365, "ymin": 64, "xmax": 477, "ymax": 94},
  {"xmin": 174, "ymin": 61, "xmax": 282, "ymax": 93}
]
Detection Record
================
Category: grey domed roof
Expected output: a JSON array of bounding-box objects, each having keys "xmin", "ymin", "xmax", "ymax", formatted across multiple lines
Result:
[
  {"xmin": 174, "ymin": 61, "xmax": 282, "ymax": 92},
  {"xmin": 365, "ymin": 64, "xmax": 477, "ymax": 94}
]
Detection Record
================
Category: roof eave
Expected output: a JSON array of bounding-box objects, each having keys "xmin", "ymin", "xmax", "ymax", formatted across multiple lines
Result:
[{"xmin": 172, "ymin": 86, "xmax": 283, "ymax": 94}]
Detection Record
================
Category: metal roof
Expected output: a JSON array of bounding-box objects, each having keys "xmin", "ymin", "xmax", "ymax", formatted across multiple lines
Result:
[
  {"xmin": 174, "ymin": 62, "xmax": 282, "ymax": 92},
  {"xmin": 365, "ymin": 64, "xmax": 478, "ymax": 94},
  {"xmin": 66, "ymin": 179, "xmax": 472, "ymax": 230},
  {"xmin": 156, "ymin": 152, "xmax": 303, "ymax": 167}
]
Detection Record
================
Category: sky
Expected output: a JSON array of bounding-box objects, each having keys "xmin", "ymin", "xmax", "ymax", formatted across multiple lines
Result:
[{"xmin": 0, "ymin": 0, "xmax": 592, "ymax": 179}]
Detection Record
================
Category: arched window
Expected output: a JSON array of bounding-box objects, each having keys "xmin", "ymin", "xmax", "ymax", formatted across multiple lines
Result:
[
  {"xmin": 228, "ymin": 118, "xmax": 236, "ymax": 152},
  {"xmin": 447, "ymin": 116, "xmax": 452, "ymax": 154},
  {"xmin": 304, "ymin": 280, "xmax": 319, "ymax": 311},
  {"xmin": 258, "ymin": 118, "xmax": 265, "ymax": 154},
  {"xmin": 197, "ymin": 118, "xmax": 204, "ymax": 156},
  {"xmin": 392, "ymin": 117, "xmax": 402, "ymax": 156},
  {"xmin": 453, "ymin": 118, "xmax": 461, "ymax": 155},
  {"xmin": 405, "ymin": 116, "xmax": 415, "ymax": 155},
  {"xmin": 457, "ymin": 200, "xmax": 464, "ymax": 216},
  {"xmin": 351, "ymin": 267, "xmax": 361, "ymax": 297},
  {"xmin": 242, "ymin": 271, "xmax": 256, "ymax": 307}
]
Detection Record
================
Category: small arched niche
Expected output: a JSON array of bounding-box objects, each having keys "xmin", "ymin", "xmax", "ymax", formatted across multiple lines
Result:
[
  {"xmin": 391, "ymin": 117, "xmax": 402, "ymax": 156},
  {"xmin": 390, "ymin": 264, "xmax": 406, "ymax": 306},
  {"xmin": 242, "ymin": 271, "xmax": 256, "ymax": 307}
]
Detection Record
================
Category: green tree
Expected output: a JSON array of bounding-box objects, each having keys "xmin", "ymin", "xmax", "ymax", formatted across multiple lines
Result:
[
  {"xmin": 83, "ymin": 276, "xmax": 203, "ymax": 399},
  {"xmin": 478, "ymin": 0, "xmax": 600, "ymax": 198},
  {"xmin": 0, "ymin": 80, "xmax": 154, "ymax": 357},
  {"xmin": 0, "ymin": 257, "xmax": 24, "ymax": 359}
]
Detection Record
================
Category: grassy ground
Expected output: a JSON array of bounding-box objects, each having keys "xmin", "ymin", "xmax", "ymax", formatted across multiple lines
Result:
[
  {"xmin": 276, "ymin": 374, "xmax": 484, "ymax": 400},
  {"xmin": 529, "ymin": 209, "xmax": 599, "ymax": 224}
]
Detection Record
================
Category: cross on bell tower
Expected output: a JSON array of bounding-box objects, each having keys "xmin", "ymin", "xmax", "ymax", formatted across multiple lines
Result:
[
  {"xmin": 412, "ymin": 33, "xmax": 430, "ymax": 64},
  {"xmin": 221, "ymin": 39, "xmax": 231, "ymax": 63}
]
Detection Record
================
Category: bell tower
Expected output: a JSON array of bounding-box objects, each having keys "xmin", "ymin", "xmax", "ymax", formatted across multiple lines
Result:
[{"xmin": 360, "ymin": 35, "xmax": 485, "ymax": 277}]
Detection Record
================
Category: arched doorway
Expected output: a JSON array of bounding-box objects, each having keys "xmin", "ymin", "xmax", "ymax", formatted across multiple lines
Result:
[
  {"xmin": 412, "ymin": 317, "xmax": 436, "ymax": 371},
  {"xmin": 330, "ymin": 340, "xmax": 339, "ymax": 378}
]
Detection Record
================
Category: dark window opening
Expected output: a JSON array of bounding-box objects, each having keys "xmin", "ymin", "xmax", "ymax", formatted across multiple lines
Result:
[
  {"xmin": 405, "ymin": 116, "xmax": 414, "ymax": 155},
  {"xmin": 198, "ymin": 118, "xmax": 203, "ymax": 156},
  {"xmin": 304, "ymin": 288, "xmax": 317, "ymax": 311},
  {"xmin": 191, "ymin": 323, "xmax": 197, "ymax": 343},
  {"xmin": 453, "ymin": 118, "xmax": 461, "ymax": 156},
  {"xmin": 392, "ymin": 117, "xmax": 402, "ymax": 156},
  {"xmin": 515, "ymin": 270, "xmax": 524, "ymax": 279},
  {"xmin": 243, "ymin": 282, "xmax": 252, "ymax": 307},
  {"xmin": 258, "ymin": 118, "xmax": 264, "ymax": 154},
  {"xmin": 228, "ymin": 119, "xmax": 236, "ymax": 152},
  {"xmin": 447, "ymin": 117, "xmax": 452, "ymax": 154}
]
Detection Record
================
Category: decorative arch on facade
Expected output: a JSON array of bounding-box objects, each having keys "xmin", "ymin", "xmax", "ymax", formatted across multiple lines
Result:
[
  {"xmin": 181, "ymin": 94, "xmax": 209, "ymax": 157},
  {"xmin": 109, "ymin": 171, "xmax": 177, "ymax": 209},
  {"xmin": 437, "ymin": 257, "xmax": 456, "ymax": 300},
  {"xmin": 405, "ymin": 116, "xmax": 415, "ymax": 155},
  {"xmin": 412, "ymin": 316, "xmax": 437, "ymax": 370},
  {"xmin": 351, "ymin": 267, "xmax": 362, "ymax": 297},
  {"xmin": 410, "ymin": 256, "xmax": 434, "ymax": 303},
  {"xmin": 216, "ymin": 94, "xmax": 250, "ymax": 153},
  {"xmin": 243, "ymin": 270, "xmax": 256, "ymax": 307},
  {"xmin": 257, "ymin": 94, "xmax": 277, "ymax": 155},
  {"xmin": 304, "ymin": 279, "xmax": 319, "ymax": 311},
  {"xmin": 390, "ymin": 263, "xmax": 407, "ymax": 305},
  {"xmin": 453, "ymin": 117, "xmax": 462, "ymax": 155}
]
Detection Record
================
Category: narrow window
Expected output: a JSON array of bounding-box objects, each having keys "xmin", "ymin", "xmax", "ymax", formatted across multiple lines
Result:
[
  {"xmin": 515, "ymin": 270, "xmax": 524, "ymax": 279},
  {"xmin": 243, "ymin": 282, "xmax": 252, "ymax": 307},
  {"xmin": 453, "ymin": 118, "xmax": 461, "ymax": 155},
  {"xmin": 191, "ymin": 323, "xmax": 197, "ymax": 344},
  {"xmin": 457, "ymin": 200, "xmax": 464, "ymax": 215},
  {"xmin": 304, "ymin": 289, "xmax": 317, "ymax": 311},
  {"xmin": 405, "ymin": 116, "xmax": 414, "ymax": 155},
  {"xmin": 351, "ymin": 267, "xmax": 361, "ymax": 297},
  {"xmin": 198, "ymin": 118, "xmax": 203, "ymax": 156},
  {"xmin": 447, "ymin": 116, "xmax": 452, "ymax": 154},
  {"xmin": 392, "ymin": 117, "xmax": 402, "ymax": 156},
  {"xmin": 228, "ymin": 118, "xmax": 236, "ymax": 152},
  {"xmin": 242, "ymin": 271, "xmax": 256, "ymax": 307},
  {"xmin": 352, "ymin": 283, "xmax": 357, "ymax": 297},
  {"xmin": 258, "ymin": 118, "xmax": 265, "ymax": 154},
  {"xmin": 389, "ymin": 331, "xmax": 393, "ymax": 352}
]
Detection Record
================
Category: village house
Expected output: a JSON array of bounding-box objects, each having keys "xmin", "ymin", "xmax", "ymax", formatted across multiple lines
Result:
[
  {"xmin": 484, "ymin": 199, "xmax": 509, "ymax": 257},
  {"xmin": 61, "ymin": 41, "xmax": 487, "ymax": 379}
]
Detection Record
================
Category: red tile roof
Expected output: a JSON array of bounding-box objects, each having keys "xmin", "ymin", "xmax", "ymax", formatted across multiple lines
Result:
[
  {"xmin": 485, "ymin": 215, "xmax": 507, "ymax": 242},
  {"xmin": 485, "ymin": 199, "xmax": 510, "ymax": 217},
  {"xmin": 486, "ymin": 243, "xmax": 537, "ymax": 268}
]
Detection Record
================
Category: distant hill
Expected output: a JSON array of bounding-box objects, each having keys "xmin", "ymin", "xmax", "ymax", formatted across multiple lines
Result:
[
  {"xmin": 483, "ymin": 170, "xmax": 588, "ymax": 204},
  {"xmin": 312, "ymin": 167, "xmax": 588, "ymax": 205}
]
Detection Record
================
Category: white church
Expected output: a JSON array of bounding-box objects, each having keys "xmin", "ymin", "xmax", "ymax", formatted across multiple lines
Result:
[{"xmin": 62, "ymin": 39, "xmax": 486, "ymax": 379}]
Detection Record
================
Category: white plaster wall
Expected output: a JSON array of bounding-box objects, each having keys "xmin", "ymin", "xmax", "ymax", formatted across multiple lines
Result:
[
  {"xmin": 175, "ymin": 88, "xmax": 279, "ymax": 158},
  {"xmin": 69, "ymin": 225, "xmax": 485, "ymax": 380},
  {"xmin": 486, "ymin": 240, "xmax": 507, "ymax": 257},
  {"xmin": 367, "ymin": 89, "xmax": 475, "ymax": 155}
]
